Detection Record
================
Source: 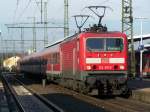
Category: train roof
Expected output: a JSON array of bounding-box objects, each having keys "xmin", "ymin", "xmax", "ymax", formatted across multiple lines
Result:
[
  {"xmin": 20, "ymin": 31, "xmax": 125, "ymax": 62},
  {"xmin": 62, "ymin": 31, "xmax": 125, "ymax": 43},
  {"xmin": 45, "ymin": 39, "xmax": 63, "ymax": 48},
  {"xmin": 45, "ymin": 33, "xmax": 79, "ymax": 48},
  {"xmin": 46, "ymin": 31, "xmax": 125, "ymax": 48}
]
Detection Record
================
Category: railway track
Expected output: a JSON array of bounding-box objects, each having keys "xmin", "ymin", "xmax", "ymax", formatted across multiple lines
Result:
[
  {"xmin": 69, "ymin": 91, "xmax": 150, "ymax": 112},
  {"xmin": 1, "ymin": 73, "xmax": 64, "ymax": 112},
  {"xmin": 108, "ymin": 97, "xmax": 150, "ymax": 112},
  {"xmin": 15, "ymin": 73, "xmax": 150, "ymax": 112},
  {"xmin": 10, "ymin": 73, "xmax": 107, "ymax": 112}
]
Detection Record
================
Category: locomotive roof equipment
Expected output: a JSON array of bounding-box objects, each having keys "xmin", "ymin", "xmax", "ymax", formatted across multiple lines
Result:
[
  {"xmin": 86, "ymin": 6, "xmax": 113, "ymax": 32},
  {"xmin": 73, "ymin": 15, "xmax": 90, "ymax": 33}
]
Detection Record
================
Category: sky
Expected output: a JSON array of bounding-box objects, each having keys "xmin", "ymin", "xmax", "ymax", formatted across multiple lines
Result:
[{"xmin": 0, "ymin": 0, "xmax": 150, "ymax": 52}]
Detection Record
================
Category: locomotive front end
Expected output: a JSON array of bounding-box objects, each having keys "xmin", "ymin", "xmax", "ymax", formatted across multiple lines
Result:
[{"xmin": 80, "ymin": 32, "xmax": 128, "ymax": 95}]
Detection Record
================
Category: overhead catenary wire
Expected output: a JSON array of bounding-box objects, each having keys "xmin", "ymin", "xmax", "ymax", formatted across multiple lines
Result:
[
  {"xmin": 34, "ymin": 0, "xmax": 41, "ymax": 10},
  {"xmin": 12, "ymin": 0, "xmax": 22, "ymax": 39},
  {"xmin": 5, "ymin": 0, "xmax": 21, "ymax": 57},
  {"xmin": 16, "ymin": 0, "xmax": 32, "ymax": 22},
  {"xmin": 13, "ymin": 0, "xmax": 20, "ymax": 23},
  {"xmin": 5, "ymin": 0, "xmax": 65, "ymax": 56},
  {"xmin": 7, "ymin": 0, "xmax": 34, "ymax": 56}
]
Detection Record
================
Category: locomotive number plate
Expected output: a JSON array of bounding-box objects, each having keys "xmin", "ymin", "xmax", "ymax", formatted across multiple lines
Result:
[{"xmin": 101, "ymin": 58, "xmax": 109, "ymax": 63}]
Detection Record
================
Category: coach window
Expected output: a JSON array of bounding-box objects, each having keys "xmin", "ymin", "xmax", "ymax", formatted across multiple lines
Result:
[
  {"xmin": 54, "ymin": 53, "xmax": 56, "ymax": 64},
  {"xmin": 50, "ymin": 54, "xmax": 52, "ymax": 64},
  {"xmin": 55, "ymin": 53, "xmax": 57, "ymax": 64},
  {"xmin": 57, "ymin": 53, "xmax": 60, "ymax": 63},
  {"xmin": 53, "ymin": 53, "xmax": 57, "ymax": 64},
  {"xmin": 51, "ymin": 54, "xmax": 54, "ymax": 64},
  {"xmin": 50, "ymin": 54, "xmax": 53, "ymax": 64},
  {"xmin": 48, "ymin": 54, "xmax": 50, "ymax": 63}
]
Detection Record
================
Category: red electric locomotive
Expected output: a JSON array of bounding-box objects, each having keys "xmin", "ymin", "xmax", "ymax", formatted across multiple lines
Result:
[
  {"xmin": 60, "ymin": 32, "xmax": 128, "ymax": 95},
  {"xmin": 18, "ymin": 6, "xmax": 129, "ymax": 96}
]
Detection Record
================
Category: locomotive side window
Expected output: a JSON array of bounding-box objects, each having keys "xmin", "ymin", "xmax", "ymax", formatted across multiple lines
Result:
[{"xmin": 86, "ymin": 38, "xmax": 123, "ymax": 52}]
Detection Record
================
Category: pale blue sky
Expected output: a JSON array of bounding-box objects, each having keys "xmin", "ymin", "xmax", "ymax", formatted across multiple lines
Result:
[
  {"xmin": 0, "ymin": 0, "xmax": 149, "ymax": 33},
  {"xmin": 0, "ymin": 0, "xmax": 149, "ymax": 21},
  {"xmin": 0, "ymin": 0, "xmax": 149, "ymax": 52}
]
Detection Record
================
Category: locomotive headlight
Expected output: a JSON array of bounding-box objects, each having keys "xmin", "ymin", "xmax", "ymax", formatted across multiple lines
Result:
[
  {"xmin": 120, "ymin": 65, "xmax": 124, "ymax": 70},
  {"xmin": 86, "ymin": 65, "xmax": 92, "ymax": 70}
]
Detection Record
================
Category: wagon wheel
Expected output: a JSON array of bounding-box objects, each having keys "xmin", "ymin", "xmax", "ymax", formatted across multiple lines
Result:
[
  {"xmin": 121, "ymin": 85, "xmax": 132, "ymax": 98},
  {"xmin": 72, "ymin": 80, "xmax": 78, "ymax": 91},
  {"xmin": 79, "ymin": 82, "xmax": 89, "ymax": 94},
  {"xmin": 60, "ymin": 78, "xmax": 66, "ymax": 87},
  {"xmin": 98, "ymin": 84, "xmax": 105, "ymax": 97}
]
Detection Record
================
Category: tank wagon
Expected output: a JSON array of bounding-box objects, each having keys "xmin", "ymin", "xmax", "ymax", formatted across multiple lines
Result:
[{"xmin": 18, "ymin": 6, "xmax": 129, "ymax": 96}]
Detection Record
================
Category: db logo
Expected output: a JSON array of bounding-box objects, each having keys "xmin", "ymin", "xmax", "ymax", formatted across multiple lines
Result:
[{"xmin": 101, "ymin": 58, "xmax": 109, "ymax": 63}]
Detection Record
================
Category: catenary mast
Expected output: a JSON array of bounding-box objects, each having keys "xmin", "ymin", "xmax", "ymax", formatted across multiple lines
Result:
[
  {"xmin": 64, "ymin": 0, "xmax": 69, "ymax": 37},
  {"xmin": 122, "ymin": 0, "xmax": 135, "ymax": 77}
]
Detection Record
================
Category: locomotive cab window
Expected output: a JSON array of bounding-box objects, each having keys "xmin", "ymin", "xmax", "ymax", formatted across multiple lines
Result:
[
  {"xmin": 86, "ymin": 38, "xmax": 104, "ymax": 51},
  {"xmin": 106, "ymin": 38, "xmax": 123, "ymax": 51},
  {"xmin": 86, "ymin": 38, "xmax": 123, "ymax": 52}
]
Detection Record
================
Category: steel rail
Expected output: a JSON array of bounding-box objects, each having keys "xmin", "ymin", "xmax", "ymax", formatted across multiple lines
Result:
[
  {"xmin": 14, "ymin": 74, "xmax": 138, "ymax": 112},
  {"xmin": 13, "ymin": 73, "xmax": 150, "ymax": 112},
  {"xmin": 1, "ymin": 74, "xmax": 26, "ymax": 112},
  {"xmin": 13, "ymin": 75, "xmax": 65, "ymax": 112}
]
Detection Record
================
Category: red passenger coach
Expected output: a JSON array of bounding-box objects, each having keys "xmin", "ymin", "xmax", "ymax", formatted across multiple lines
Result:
[{"xmin": 45, "ymin": 41, "xmax": 61, "ymax": 79}]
